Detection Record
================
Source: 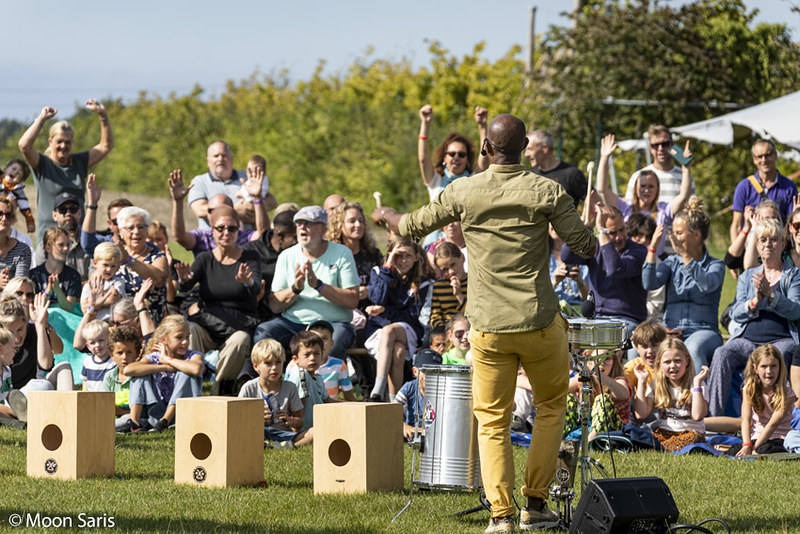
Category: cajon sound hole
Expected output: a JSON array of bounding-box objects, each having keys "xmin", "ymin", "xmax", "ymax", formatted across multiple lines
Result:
[
  {"xmin": 190, "ymin": 433, "xmax": 212, "ymax": 460},
  {"xmin": 41, "ymin": 424, "xmax": 63, "ymax": 451},
  {"xmin": 328, "ymin": 439, "xmax": 351, "ymax": 467}
]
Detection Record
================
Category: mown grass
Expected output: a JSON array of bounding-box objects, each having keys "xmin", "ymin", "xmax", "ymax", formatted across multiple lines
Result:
[{"xmin": 1, "ymin": 425, "xmax": 799, "ymax": 533}]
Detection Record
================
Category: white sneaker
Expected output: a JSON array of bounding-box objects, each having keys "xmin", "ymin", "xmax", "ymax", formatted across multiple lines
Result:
[{"xmin": 485, "ymin": 515, "xmax": 515, "ymax": 533}]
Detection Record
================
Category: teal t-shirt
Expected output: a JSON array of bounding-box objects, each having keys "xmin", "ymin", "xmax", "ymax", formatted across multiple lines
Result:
[
  {"xmin": 285, "ymin": 365, "xmax": 327, "ymax": 430},
  {"xmin": 271, "ymin": 241, "xmax": 360, "ymax": 324}
]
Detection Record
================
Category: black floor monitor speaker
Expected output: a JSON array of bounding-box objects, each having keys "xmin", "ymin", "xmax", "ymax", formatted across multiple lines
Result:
[{"xmin": 569, "ymin": 477, "xmax": 679, "ymax": 534}]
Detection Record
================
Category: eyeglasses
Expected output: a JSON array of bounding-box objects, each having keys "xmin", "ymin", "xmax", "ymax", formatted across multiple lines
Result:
[
  {"xmin": 56, "ymin": 206, "xmax": 79, "ymax": 215},
  {"xmin": 446, "ymin": 151, "xmax": 467, "ymax": 158},
  {"xmin": 122, "ymin": 224, "xmax": 148, "ymax": 233},
  {"xmin": 790, "ymin": 222, "xmax": 800, "ymax": 232},
  {"xmin": 14, "ymin": 291, "xmax": 34, "ymax": 299},
  {"xmin": 758, "ymin": 236, "xmax": 781, "ymax": 245},
  {"xmin": 109, "ymin": 219, "xmax": 118, "ymax": 226},
  {"xmin": 295, "ymin": 220, "xmax": 320, "ymax": 228},
  {"xmin": 650, "ymin": 141, "xmax": 671, "ymax": 150},
  {"xmin": 111, "ymin": 316, "xmax": 136, "ymax": 327},
  {"xmin": 0, "ymin": 211, "xmax": 13, "ymax": 219},
  {"xmin": 453, "ymin": 330, "xmax": 468, "ymax": 339},
  {"xmin": 213, "ymin": 225, "xmax": 239, "ymax": 234},
  {"xmin": 754, "ymin": 151, "xmax": 775, "ymax": 160}
]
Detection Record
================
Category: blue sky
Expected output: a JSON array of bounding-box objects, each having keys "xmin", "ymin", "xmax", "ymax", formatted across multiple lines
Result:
[{"xmin": 2, "ymin": 0, "xmax": 797, "ymax": 121}]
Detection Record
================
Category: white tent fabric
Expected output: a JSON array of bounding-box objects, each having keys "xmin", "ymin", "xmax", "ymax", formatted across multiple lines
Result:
[{"xmin": 672, "ymin": 91, "xmax": 800, "ymax": 149}]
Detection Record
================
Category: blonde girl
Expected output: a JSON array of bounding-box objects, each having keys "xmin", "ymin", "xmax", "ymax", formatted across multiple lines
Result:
[
  {"xmin": 633, "ymin": 338, "xmax": 709, "ymax": 451},
  {"xmin": 732, "ymin": 345, "xmax": 795, "ymax": 456},
  {"xmin": 124, "ymin": 315, "xmax": 203, "ymax": 432}
]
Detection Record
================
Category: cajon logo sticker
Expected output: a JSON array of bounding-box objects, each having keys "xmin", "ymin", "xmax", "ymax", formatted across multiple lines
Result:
[
  {"xmin": 44, "ymin": 458, "xmax": 58, "ymax": 474},
  {"xmin": 193, "ymin": 466, "xmax": 207, "ymax": 483}
]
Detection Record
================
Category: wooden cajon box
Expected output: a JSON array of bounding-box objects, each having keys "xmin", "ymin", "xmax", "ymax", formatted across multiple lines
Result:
[
  {"xmin": 314, "ymin": 402, "xmax": 403, "ymax": 494},
  {"xmin": 175, "ymin": 397, "xmax": 263, "ymax": 488},
  {"xmin": 27, "ymin": 391, "xmax": 115, "ymax": 480}
]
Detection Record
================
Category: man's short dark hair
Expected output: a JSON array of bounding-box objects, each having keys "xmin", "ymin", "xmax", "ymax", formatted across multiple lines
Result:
[{"xmin": 273, "ymin": 210, "xmax": 297, "ymax": 231}]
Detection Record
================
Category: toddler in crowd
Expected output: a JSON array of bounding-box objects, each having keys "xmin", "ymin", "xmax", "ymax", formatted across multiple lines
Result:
[
  {"xmin": 81, "ymin": 242, "xmax": 125, "ymax": 320},
  {"xmin": 286, "ymin": 320, "xmax": 355, "ymax": 401},
  {"xmin": 394, "ymin": 348, "xmax": 442, "ymax": 440},
  {"xmin": 430, "ymin": 242, "xmax": 467, "ymax": 328},
  {"xmin": 102, "ymin": 325, "xmax": 141, "ymax": 433},
  {"xmin": 441, "ymin": 314, "xmax": 470, "ymax": 365},
  {"xmin": 1, "ymin": 158, "xmax": 35, "ymax": 233},
  {"xmin": 80, "ymin": 320, "xmax": 116, "ymax": 391},
  {"xmin": 728, "ymin": 345, "xmax": 796, "ymax": 456},
  {"xmin": 123, "ymin": 315, "xmax": 203, "ymax": 433},
  {"xmin": 285, "ymin": 331, "xmax": 340, "ymax": 442},
  {"xmin": 633, "ymin": 338, "xmax": 709, "ymax": 451},
  {"xmin": 239, "ymin": 338, "xmax": 306, "ymax": 448}
]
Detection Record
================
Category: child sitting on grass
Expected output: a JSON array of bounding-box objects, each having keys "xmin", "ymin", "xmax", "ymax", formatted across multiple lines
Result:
[
  {"xmin": 123, "ymin": 315, "xmax": 203, "ymax": 433},
  {"xmin": 633, "ymin": 338, "xmax": 709, "ymax": 451},
  {"xmin": 285, "ymin": 331, "xmax": 341, "ymax": 441},
  {"xmin": 101, "ymin": 325, "xmax": 141, "ymax": 433},
  {"xmin": 286, "ymin": 320, "xmax": 356, "ymax": 401},
  {"xmin": 394, "ymin": 348, "xmax": 441, "ymax": 440},
  {"xmin": 239, "ymin": 338, "xmax": 306, "ymax": 448},
  {"xmin": 0, "ymin": 327, "xmax": 20, "ymax": 421},
  {"xmin": 624, "ymin": 321, "xmax": 667, "ymax": 400},
  {"xmin": 729, "ymin": 345, "xmax": 796, "ymax": 456},
  {"xmin": 80, "ymin": 320, "xmax": 116, "ymax": 391},
  {"xmin": 441, "ymin": 314, "xmax": 470, "ymax": 365},
  {"xmin": 429, "ymin": 242, "xmax": 467, "ymax": 328}
]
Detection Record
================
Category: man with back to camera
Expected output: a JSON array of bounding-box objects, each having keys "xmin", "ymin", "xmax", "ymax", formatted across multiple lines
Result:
[
  {"xmin": 374, "ymin": 114, "xmax": 597, "ymax": 533},
  {"xmin": 187, "ymin": 140, "xmax": 277, "ymax": 230}
]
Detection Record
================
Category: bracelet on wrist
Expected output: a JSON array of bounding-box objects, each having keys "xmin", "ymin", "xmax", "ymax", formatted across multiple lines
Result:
[
  {"xmin": 136, "ymin": 308, "xmax": 147, "ymax": 314},
  {"xmin": 291, "ymin": 285, "xmax": 302, "ymax": 295},
  {"xmin": 123, "ymin": 256, "xmax": 134, "ymax": 266},
  {"xmin": 647, "ymin": 247, "xmax": 657, "ymax": 254},
  {"xmin": 418, "ymin": 136, "xmax": 428, "ymax": 140},
  {"xmin": 314, "ymin": 280, "xmax": 325, "ymax": 292},
  {"xmin": 740, "ymin": 229, "xmax": 748, "ymax": 236},
  {"xmin": 243, "ymin": 280, "xmax": 254, "ymax": 288},
  {"xmin": 742, "ymin": 442, "xmax": 752, "ymax": 447},
  {"xmin": 85, "ymin": 204, "xmax": 98, "ymax": 210},
  {"xmin": 87, "ymin": 305, "xmax": 98, "ymax": 314},
  {"xmin": 692, "ymin": 387, "xmax": 703, "ymax": 393},
  {"xmin": 253, "ymin": 199, "xmax": 263, "ymax": 205}
]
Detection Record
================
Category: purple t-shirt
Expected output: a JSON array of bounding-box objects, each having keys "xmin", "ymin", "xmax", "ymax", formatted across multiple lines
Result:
[
  {"xmin": 732, "ymin": 172, "xmax": 796, "ymax": 222},
  {"xmin": 188, "ymin": 228, "xmax": 254, "ymax": 257},
  {"xmin": 144, "ymin": 349, "xmax": 202, "ymax": 402}
]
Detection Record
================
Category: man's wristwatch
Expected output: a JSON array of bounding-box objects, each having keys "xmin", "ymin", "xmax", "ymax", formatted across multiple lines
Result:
[{"xmin": 313, "ymin": 279, "xmax": 323, "ymax": 290}]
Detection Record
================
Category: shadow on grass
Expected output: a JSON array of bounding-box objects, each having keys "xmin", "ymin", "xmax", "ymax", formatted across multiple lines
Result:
[
  {"xmin": 0, "ymin": 508, "xmax": 385, "ymax": 533},
  {"xmin": 720, "ymin": 514, "xmax": 800, "ymax": 533}
]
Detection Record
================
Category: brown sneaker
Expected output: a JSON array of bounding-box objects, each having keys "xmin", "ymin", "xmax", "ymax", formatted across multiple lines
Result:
[{"xmin": 519, "ymin": 503, "xmax": 558, "ymax": 531}]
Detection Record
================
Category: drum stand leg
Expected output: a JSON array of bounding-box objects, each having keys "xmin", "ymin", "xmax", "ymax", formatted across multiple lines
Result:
[
  {"xmin": 452, "ymin": 492, "xmax": 491, "ymax": 517},
  {"xmin": 576, "ymin": 349, "xmax": 609, "ymax": 490}
]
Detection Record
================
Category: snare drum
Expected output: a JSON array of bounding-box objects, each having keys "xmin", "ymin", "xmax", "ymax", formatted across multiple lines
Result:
[
  {"xmin": 568, "ymin": 318, "xmax": 626, "ymax": 350},
  {"xmin": 414, "ymin": 365, "xmax": 482, "ymax": 492}
]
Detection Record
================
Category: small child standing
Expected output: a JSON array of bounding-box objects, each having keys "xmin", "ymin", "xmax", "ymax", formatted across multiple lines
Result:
[
  {"xmin": 394, "ymin": 348, "xmax": 441, "ymax": 440},
  {"xmin": 80, "ymin": 242, "xmax": 126, "ymax": 321},
  {"xmin": 729, "ymin": 345, "xmax": 796, "ymax": 456},
  {"xmin": 286, "ymin": 320, "xmax": 356, "ymax": 401},
  {"xmin": 2, "ymin": 159, "xmax": 35, "ymax": 233},
  {"xmin": 430, "ymin": 242, "xmax": 467, "ymax": 328},
  {"xmin": 101, "ymin": 325, "xmax": 142, "ymax": 433},
  {"xmin": 124, "ymin": 315, "xmax": 204, "ymax": 433},
  {"xmin": 238, "ymin": 339, "xmax": 306, "ymax": 447},
  {"xmin": 441, "ymin": 314, "xmax": 471, "ymax": 365},
  {"xmin": 633, "ymin": 338, "xmax": 709, "ymax": 451},
  {"xmin": 80, "ymin": 320, "xmax": 116, "ymax": 391},
  {"xmin": 285, "ymin": 331, "xmax": 340, "ymax": 441}
]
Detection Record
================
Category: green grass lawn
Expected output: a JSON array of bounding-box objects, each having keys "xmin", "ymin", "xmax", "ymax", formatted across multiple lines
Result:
[{"xmin": 2, "ymin": 425, "xmax": 799, "ymax": 533}]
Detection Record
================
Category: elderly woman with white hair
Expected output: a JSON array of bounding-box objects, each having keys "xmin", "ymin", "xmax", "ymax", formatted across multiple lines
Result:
[
  {"xmin": 115, "ymin": 206, "xmax": 169, "ymax": 324},
  {"xmin": 707, "ymin": 217, "xmax": 800, "ymax": 416}
]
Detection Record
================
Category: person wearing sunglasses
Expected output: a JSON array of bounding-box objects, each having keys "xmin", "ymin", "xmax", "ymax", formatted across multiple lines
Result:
[
  {"xmin": 729, "ymin": 138, "xmax": 797, "ymax": 244},
  {"xmin": 116, "ymin": 206, "xmax": 169, "ymax": 325},
  {"xmin": 707, "ymin": 218, "xmax": 800, "ymax": 417},
  {"xmin": 622, "ymin": 124, "xmax": 694, "ymax": 210},
  {"xmin": 176, "ymin": 205, "xmax": 261, "ymax": 396},
  {"xmin": 17, "ymin": 101, "xmax": 114, "ymax": 245},
  {"xmin": 526, "ymin": 129, "xmax": 587, "ymax": 209},
  {"xmin": 0, "ymin": 196, "xmax": 31, "ymax": 291},
  {"xmin": 33, "ymin": 191, "xmax": 91, "ymax": 281}
]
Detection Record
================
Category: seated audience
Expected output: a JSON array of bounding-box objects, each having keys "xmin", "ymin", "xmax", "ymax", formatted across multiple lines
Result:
[{"xmin": 30, "ymin": 227, "xmax": 82, "ymax": 312}]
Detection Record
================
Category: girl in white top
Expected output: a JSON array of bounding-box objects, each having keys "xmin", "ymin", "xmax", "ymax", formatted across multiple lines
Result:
[
  {"xmin": 634, "ymin": 338, "xmax": 709, "ymax": 451},
  {"xmin": 733, "ymin": 344, "xmax": 796, "ymax": 456}
]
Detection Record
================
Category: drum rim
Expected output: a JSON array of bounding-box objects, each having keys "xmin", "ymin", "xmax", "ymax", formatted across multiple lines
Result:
[{"xmin": 420, "ymin": 364, "xmax": 472, "ymax": 372}]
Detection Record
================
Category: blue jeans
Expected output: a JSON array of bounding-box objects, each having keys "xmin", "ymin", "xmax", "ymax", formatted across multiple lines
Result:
[
  {"xmin": 129, "ymin": 372, "xmax": 202, "ymax": 427},
  {"xmin": 254, "ymin": 316, "xmax": 355, "ymax": 358},
  {"xmin": 683, "ymin": 328, "xmax": 723, "ymax": 373}
]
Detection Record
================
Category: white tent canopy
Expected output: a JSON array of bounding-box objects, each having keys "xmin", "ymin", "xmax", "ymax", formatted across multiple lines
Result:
[{"xmin": 672, "ymin": 91, "xmax": 800, "ymax": 149}]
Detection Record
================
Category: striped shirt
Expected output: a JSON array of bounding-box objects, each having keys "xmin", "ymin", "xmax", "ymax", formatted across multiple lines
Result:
[
  {"xmin": 81, "ymin": 355, "xmax": 117, "ymax": 391},
  {"xmin": 430, "ymin": 276, "xmax": 467, "ymax": 328}
]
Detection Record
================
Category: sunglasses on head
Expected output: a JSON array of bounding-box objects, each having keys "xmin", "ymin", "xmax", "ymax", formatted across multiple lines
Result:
[{"xmin": 56, "ymin": 205, "xmax": 79, "ymax": 215}]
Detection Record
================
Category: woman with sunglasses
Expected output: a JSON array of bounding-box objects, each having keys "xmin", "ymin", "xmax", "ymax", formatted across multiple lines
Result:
[
  {"xmin": 417, "ymin": 104, "xmax": 490, "ymax": 201},
  {"xmin": 597, "ymin": 134, "xmax": 693, "ymax": 257},
  {"xmin": 176, "ymin": 205, "xmax": 261, "ymax": 395},
  {"xmin": 116, "ymin": 206, "xmax": 169, "ymax": 325},
  {"xmin": 17, "ymin": 101, "xmax": 113, "ymax": 245},
  {"xmin": 0, "ymin": 195, "xmax": 31, "ymax": 292},
  {"xmin": 707, "ymin": 218, "xmax": 800, "ymax": 417}
]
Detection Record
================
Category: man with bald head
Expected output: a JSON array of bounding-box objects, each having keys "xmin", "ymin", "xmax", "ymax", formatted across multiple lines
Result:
[
  {"xmin": 187, "ymin": 140, "xmax": 277, "ymax": 230},
  {"xmin": 375, "ymin": 114, "xmax": 597, "ymax": 532}
]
